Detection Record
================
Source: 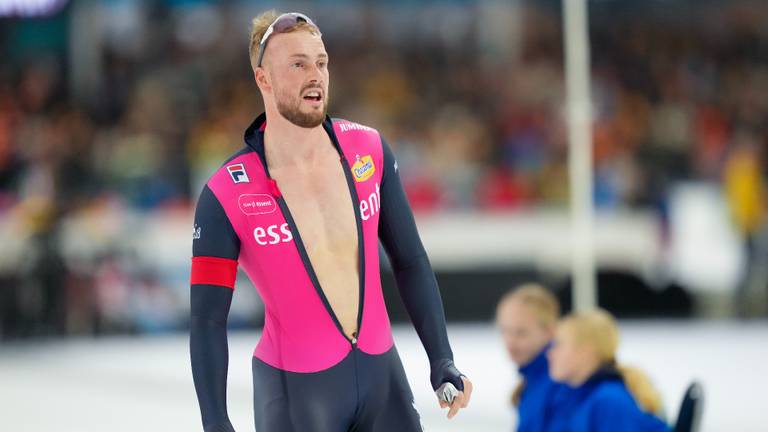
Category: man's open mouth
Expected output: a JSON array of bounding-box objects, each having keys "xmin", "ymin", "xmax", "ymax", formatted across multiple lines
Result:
[{"xmin": 303, "ymin": 90, "xmax": 322, "ymax": 102}]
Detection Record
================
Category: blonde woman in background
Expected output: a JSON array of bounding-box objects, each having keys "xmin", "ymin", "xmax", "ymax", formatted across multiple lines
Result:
[
  {"xmin": 496, "ymin": 284, "xmax": 571, "ymax": 432},
  {"xmin": 547, "ymin": 309, "xmax": 670, "ymax": 432}
]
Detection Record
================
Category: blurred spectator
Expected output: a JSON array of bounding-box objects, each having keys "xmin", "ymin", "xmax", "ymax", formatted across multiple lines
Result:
[
  {"xmin": 496, "ymin": 283, "xmax": 570, "ymax": 432},
  {"xmin": 724, "ymin": 137, "xmax": 767, "ymax": 316},
  {"xmin": 548, "ymin": 309, "xmax": 670, "ymax": 431}
]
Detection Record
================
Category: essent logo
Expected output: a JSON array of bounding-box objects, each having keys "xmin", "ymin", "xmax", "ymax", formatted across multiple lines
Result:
[
  {"xmin": 360, "ymin": 182, "xmax": 380, "ymax": 221},
  {"xmin": 239, "ymin": 194, "xmax": 276, "ymax": 215},
  {"xmin": 254, "ymin": 223, "xmax": 293, "ymax": 246}
]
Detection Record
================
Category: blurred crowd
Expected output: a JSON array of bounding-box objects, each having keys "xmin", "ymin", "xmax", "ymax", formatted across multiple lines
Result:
[{"xmin": 0, "ymin": 0, "xmax": 766, "ymax": 338}]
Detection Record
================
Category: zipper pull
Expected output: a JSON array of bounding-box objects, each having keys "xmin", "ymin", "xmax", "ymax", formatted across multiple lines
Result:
[{"xmin": 351, "ymin": 331, "xmax": 358, "ymax": 347}]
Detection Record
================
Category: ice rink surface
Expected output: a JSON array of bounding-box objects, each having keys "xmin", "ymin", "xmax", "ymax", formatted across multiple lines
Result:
[{"xmin": 1, "ymin": 321, "xmax": 766, "ymax": 431}]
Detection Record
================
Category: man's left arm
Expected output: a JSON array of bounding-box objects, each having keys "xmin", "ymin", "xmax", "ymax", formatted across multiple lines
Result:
[{"xmin": 377, "ymin": 137, "xmax": 472, "ymax": 416}]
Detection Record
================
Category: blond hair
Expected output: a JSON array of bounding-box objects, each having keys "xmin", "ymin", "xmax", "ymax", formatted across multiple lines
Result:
[
  {"xmin": 559, "ymin": 309, "xmax": 664, "ymax": 415},
  {"xmin": 497, "ymin": 283, "xmax": 560, "ymax": 329},
  {"xmin": 498, "ymin": 283, "xmax": 560, "ymax": 406},
  {"xmin": 249, "ymin": 10, "xmax": 321, "ymax": 70}
]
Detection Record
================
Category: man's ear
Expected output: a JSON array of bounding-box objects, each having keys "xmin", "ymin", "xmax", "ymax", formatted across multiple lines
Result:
[{"xmin": 254, "ymin": 67, "xmax": 271, "ymax": 92}]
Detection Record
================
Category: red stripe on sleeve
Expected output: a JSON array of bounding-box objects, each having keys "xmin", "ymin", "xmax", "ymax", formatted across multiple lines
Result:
[{"xmin": 190, "ymin": 256, "xmax": 238, "ymax": 289}]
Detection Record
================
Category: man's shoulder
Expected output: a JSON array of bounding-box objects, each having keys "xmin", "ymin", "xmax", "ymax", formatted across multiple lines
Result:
[
  {"xmin": 204, "ymin": 145, "xmax": 263, "ymax": 191},
  {"xmin": 331, "ymin": 117, "xmax": 380, "ymax": 135},
  {"xmin": 330, "ymin": 117, "xmax": 385, "ymax": 161}
]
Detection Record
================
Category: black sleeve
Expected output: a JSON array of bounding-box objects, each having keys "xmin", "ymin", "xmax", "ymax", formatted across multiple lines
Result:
[
  {"xmin": 190, "ymin": 185, "xmax": 240, "ymax": 432},
  {"xmin": 378, "ymin": 138, "xmax": 464, "ymax": 391}
]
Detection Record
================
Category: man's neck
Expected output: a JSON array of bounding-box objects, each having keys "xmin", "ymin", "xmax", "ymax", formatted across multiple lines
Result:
[{"xmin": 262, "ymin": 110, "xmax": 330, "ymax": 170}]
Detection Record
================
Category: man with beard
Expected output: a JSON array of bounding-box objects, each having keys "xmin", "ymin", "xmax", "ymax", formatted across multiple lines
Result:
[{"xmin": 189, "ymin": 11, "xmax": 472, "ymax": 432}]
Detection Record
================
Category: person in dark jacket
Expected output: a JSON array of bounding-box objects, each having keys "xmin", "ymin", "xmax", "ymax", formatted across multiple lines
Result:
[
  {"xmin": 496, "ymin": 284, "xmax": 571, "ymax": 432},
  {"xmin": 547, "ymin": 309, "xmax": 671, "ymax": 432}
]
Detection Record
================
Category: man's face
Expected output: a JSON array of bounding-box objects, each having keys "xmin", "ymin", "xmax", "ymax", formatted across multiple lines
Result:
[{"xmin": 261, "ymin": 30, "xmax": 329, "ymax": 128}]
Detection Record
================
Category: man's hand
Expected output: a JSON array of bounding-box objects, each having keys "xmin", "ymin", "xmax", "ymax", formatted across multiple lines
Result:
[
  {"xmin": 436, "ymin": 376, "xmax": 473, "ymax": 419},
  {"xmin": 430, "ymin": 359, "xmax": 472, "ymax": 419}
]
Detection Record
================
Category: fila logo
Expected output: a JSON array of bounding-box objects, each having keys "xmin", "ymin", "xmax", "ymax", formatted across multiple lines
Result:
[{"xmin": 227, "ymin": 163, "xmax": 250, "ymax": 184}]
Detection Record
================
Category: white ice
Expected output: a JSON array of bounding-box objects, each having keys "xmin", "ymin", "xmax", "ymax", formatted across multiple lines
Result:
[{"xmin": 0, "ymin": 321, "xmax": 765, "ymax": 431}]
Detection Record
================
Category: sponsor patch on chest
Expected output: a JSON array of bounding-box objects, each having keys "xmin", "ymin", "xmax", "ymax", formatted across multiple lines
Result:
[
  {"xmin": 351, "ymin": 154, "xmax": 375, "ymax": 182},
  {"xmin": 238, "ymin": 194, "xmax": 277, "ymax": 215}
]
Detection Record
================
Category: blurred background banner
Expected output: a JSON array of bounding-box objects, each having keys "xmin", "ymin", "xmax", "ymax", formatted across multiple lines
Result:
[{"xmin": 0, "ymin": 1, "xmax": 766, "ymax": 430}]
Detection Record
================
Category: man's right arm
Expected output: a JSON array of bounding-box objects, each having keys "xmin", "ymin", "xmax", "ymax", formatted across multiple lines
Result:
[{"xmin": 190, "ymin": 185, "xmax": 240, "ymax": 432}]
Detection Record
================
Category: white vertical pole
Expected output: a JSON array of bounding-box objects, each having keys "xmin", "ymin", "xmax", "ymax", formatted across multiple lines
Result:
[{"xmin": 563, "ymin": 0, "xmax": 596, "ymax": 311}]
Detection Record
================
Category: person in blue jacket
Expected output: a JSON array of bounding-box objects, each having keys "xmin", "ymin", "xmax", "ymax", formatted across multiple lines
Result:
[
  {"xmin": 496, "ymin": 284, "xmax": 571, "ymax": 432},
  {"xmin": 547, "ymin": 309, "xmax": 671, "ymax": 432}
]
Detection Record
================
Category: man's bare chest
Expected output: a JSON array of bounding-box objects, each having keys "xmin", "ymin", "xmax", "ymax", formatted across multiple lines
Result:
[{"xmin": 271, "ymin": 160, "xmax": 357, "ymax": 251}]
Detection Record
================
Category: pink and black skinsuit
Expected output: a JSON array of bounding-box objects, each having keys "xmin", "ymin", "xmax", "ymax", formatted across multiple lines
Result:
[{"xmin": 189, "ymin": 113, "xmax": 464, "ymax": 432}]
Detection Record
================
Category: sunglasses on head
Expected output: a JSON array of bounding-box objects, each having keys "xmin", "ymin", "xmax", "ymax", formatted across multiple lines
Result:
[{"xmin": 256, "ymin": 12, "xmax": 321, "ymax": 68}]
